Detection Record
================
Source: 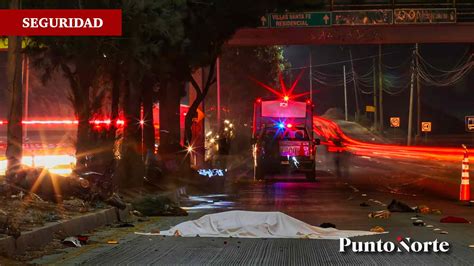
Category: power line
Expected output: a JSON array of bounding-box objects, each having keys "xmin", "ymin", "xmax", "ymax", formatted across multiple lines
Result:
[{"xmin": 286, "ymin": 50, "xmax": 407, "ymax": 71}]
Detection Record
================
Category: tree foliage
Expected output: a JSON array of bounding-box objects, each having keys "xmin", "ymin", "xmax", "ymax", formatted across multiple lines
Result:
[{"xmin": 17, "ymin": 0, "xmax": 325, "ymax": 186}]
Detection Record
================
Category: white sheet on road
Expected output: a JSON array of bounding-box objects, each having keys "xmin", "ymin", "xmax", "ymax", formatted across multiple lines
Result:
[{"xmin": 159, "ymin": 211, "xmax": 383, "ymax": 239}]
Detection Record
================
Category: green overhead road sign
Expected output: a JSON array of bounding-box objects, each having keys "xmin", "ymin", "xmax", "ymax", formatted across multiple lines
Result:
[{"xmin": 261, "ymin": 12, "xmax": 331, "ymax": 28}]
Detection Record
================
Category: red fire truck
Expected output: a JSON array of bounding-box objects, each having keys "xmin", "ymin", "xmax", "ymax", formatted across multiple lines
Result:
[{"xmin": 252, "ymin": 97, "xmax": 319, "ymax": 181}]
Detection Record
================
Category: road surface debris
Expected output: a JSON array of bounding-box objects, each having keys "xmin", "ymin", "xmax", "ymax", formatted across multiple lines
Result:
[
  {"xmin": 440, "ymin": 216, "xmax": 470, "ymax": 223},
  {"xmin": 387, "ymin": 199, "xmax": 414, "ymax": 212},
  {"xmin": 370, "ymin": 226, "xmax": 385, "ymax": 233},
  {"xmin": 368, "ymin": 210, "xmax": 391, "ymax": 219}
]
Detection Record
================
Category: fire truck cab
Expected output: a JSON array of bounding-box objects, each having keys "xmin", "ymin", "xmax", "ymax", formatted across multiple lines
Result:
[{"xmin": 252, "ymin": 97, "xmax": 319, "ymax": 181}]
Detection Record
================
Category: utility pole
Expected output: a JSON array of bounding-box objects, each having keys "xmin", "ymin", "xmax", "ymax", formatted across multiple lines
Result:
[
  {"xmin": 415, "ymin": 43, "xmax": 421, "ymax": 141},
  {"xmin": 378, "ymin": 44, "xmax": 384, "ymax": 132},
  {"xmin": 373, "ymin": 58, "xmax": 377, "ymax": 130},
  {"xmin": 407, "ymin": 50, "xmax": 416, "ymax": 146},
  {"xmin": 309, "ymin": 47, "xmax": 313, "ymax": 101},
  {"xmin": 343, "ymin": 65, "xmax": 348, "ymax": 121},
  {"xmin": 349, "ymin": 49, "xmax": 359, "ymax": 121},
  {"xmin": 6, "ymin": 0, "xmax": 23, "ymax": 179}
]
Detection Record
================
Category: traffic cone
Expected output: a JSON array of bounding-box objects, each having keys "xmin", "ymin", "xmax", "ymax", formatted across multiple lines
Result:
[{"xmin": 460, "ymin": 146, "xmax": 470, "ymax": 201}]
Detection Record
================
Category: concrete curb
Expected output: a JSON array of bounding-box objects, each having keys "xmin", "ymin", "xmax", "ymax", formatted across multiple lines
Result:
[{"xmin": 0, "ymin": 204, "xmax": 132, "ymax": 257}]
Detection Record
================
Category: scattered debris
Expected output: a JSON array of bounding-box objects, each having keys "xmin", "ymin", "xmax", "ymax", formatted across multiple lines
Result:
[
  {"xmin": 416, "ymin": 205, "xmax": 430, "ymax": 214},
  {"xmin": 413, "ymin": 220, "xmax": 426, "ymax": 226},
  {"xmin": 426, "ymin": 224, "xmax": 434, "ymax": 228},
  {"xmin": 368, "ymin": 210, "xmax": 391, "ymax": 219},
  {"xmin": 135, "ymin": 232, "xmax": 160, "ymax": 236},
  {"xmin": 433, "ymin": 228, "xmax": 442, "ymax": 231},
  {"xmin": 131, "ymin": 210, "xmax": 144, "ymax": 217},
  {"xmin": 387, "ymin": 199, "xmax": 414, "ymax": 212},
  {"xmin": 117, "ymin": 223, "xmax": 134, "ymax": 228},
  {"xmin": 440, "ymin": 231, "xmax": 449, "ymax": 234},
  {"xmin": 62, "ymin": 237, "xmax": 82, "ymax": 247},
  {"xmin": 107, "ymin": 240, "xmax": 119, "ymax": 244},
  {"xmin": 0, "ymin": 209, "xmax": 21, "ymax": 238},
  {"xmin": 440, "ymin": 216, "xmax": 471, "ymax": 223},
  {"xmin": 348, "ymin": 185, "xmax": 359, "ymax": 192},
  {"xmin": 370, "ymin": 226, "xmax": 385, "ymax": 233},
  {"xmin": 361, "ymin": 194, "xmax": 367, "ymax": 197},
  {"xmin": 63, "ymin": 199, "xmax": 88, "ymax": 213},
  {"xmin": 320, "ymin": 222, "xmax": 336, "ymax": 228},
  {"xmin": 468, "ymin": 244, "xmax": 474, "ymax": 248},
  {"xmin": 413, "ymin": 205, "xmax": 442, "ymax": 215},
  {"xmin": 45, "ymin": 213, "xmax": 61, "ymax": 222},
  {"xmin": 368, "ymin": 199, "xmax": 386, "ymax": 206},
  {"xmin": 105, "ymin": 193, "xmax": 126, "ymax": 210},
  {"xmin": 133, "ymin": 196, "xmax": 188, "ymax": 217},
  {"xmin": 76, "ymin": 235, "xmax": 89, "ymax": 245},
  {"xmin": 359, "ymin": 202, "xmax": 370, "ymax": 207}
]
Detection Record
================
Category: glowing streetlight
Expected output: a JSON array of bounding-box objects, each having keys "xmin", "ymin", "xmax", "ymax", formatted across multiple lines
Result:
[{"xmin": 186, "ymin": 145, "xmax": 194, "ymax": 153}]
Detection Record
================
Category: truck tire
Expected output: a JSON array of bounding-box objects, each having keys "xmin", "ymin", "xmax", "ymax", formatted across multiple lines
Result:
[{"xmin": 306, "ymin": 170, "xmax": 316, "ymax": 181}]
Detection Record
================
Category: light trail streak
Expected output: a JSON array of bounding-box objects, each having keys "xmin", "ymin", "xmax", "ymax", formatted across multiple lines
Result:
[{"xmin": 313, "ymin": 116, "xmax": 468, "ymax": 162}]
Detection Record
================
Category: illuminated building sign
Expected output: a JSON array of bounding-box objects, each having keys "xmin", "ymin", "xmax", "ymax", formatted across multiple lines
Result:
[
  {"xmin": 333, "ymin": 10, "xmax": 393, "ymax": 26},
  {"xmin": 394, "ymin": 8, "xmax": 456, "ymax": 24}
]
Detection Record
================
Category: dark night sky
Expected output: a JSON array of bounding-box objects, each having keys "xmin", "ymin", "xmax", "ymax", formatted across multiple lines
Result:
[
  {"xmin": 0, "ymin": 44, "xmax": 472, "ymax": 135},
  {"xmin": 284, "ymin": 44, "xmax": 474, "ymax": 134}
]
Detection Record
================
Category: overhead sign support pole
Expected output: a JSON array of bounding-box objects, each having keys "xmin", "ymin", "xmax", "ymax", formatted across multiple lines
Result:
[
  {"xmin": 343, "ymin": 65, "xmax": 348, "ymax": 121},
  {"xmin": 407, "ymin": 49, "xmax": 416, "ymax": 146},
  {"xmin": 309, "ymin": 47, "xmax": 312, "ymax": 101}
]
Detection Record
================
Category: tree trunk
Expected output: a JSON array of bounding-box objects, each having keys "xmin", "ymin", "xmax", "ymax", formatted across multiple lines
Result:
[
  {"xmin": 61, "ymin": 63, "xmax": 92, "ymax": 170},
  {"xmin": 116, "ymin": 70, "xmax": 144, "ymax": 188},
  {"xmin": 158, "ymin": 80, "xmax": 183, "ymax": 154},
  {"xmin": 5, "ymin": 12, "xmax": 23, "ymax": 179},
  {"xmin": 184, "ymin": 95, "xmax": 202, "ymax": 146},
  {"xmin": 185, "ymin": 61, "xmax": 216, "ymax": 147},
  {"xmin": 75, "ymin": 108, "xmax": 90, "ymax": 169},
  {"xmin": 109, "ymin": 66, "xmax": 121, "ymax": 140},
  {"xmin": 142, "ymin": 87, "xmax": 155, "ymax": 155}
]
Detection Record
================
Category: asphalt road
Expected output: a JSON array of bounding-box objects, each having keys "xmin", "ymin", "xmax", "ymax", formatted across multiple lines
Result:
[{"xmin": 32, "ymin": 148, "xmax": 474, "ymax": 265}]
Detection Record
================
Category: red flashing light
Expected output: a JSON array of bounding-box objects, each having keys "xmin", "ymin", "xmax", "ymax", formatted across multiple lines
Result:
[
  {"xmin": 90, "ymin": 119, "xmax": 125, "ymax": 127},
  {"xmin": 0, "ymin": 119, "xmax": 126, "ymax": 127},
  {"xmin": 306, "ymin": 99, "xmax": 312, "ymax": 104},
  {"xmin": 287, "ymin": 123, "xmax": 293, "ymax": 128},
  {"xmin": 256, "ymin": 98, "xmax": 262, "ymax": 103},
  {"xmin": 22, "ymin": 120, "xmax": 78, "ymax": 125},
  {"xmin": 283, "ymin": 96, "xmax": 289, "ymax": 102}
]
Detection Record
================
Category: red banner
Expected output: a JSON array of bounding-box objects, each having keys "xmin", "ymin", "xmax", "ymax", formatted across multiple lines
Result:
[{"xmin": 0, "ymin": 9, "xmax": 122, "ymax": 36}]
